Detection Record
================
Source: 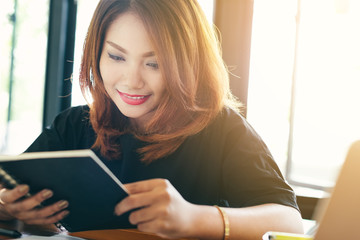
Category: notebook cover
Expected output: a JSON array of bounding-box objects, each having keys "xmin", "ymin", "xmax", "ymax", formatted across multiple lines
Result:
[{"xmin": 0, "ymin": 150, "xmax": 134, "ymax": 232}]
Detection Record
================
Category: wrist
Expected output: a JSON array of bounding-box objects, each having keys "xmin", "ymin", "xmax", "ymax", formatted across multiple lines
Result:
[
  {"xmin": 185, "ymin": 204, "xmax": 225, "ymax": 240},
  {"xmin": 214, "ymin": 205, "xmax": 230, "ymax": 240}
]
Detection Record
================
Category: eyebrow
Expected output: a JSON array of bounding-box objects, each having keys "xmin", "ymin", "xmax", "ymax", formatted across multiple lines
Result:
[{"xmin": 106, "ymin": 41, "xmax": 155, "ymax": 57}]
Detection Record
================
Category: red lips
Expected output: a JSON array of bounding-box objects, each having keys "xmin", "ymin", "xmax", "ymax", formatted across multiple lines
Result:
[{"xmin": 118, "ymin": 91, "xmax": 150, "ymax": 105}]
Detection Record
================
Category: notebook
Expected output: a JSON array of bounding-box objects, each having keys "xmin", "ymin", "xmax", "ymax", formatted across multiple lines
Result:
[
  {"xmin": 0, "ymin": 149, "xmax": 133, "ymax": 232},
  {"xmin": 312, "ymin": 140, "xmax": 360, "ymax": 240}
]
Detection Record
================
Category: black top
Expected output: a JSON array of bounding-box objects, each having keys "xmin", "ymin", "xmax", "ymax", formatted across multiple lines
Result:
[{"xmin": 27, "ymin": 105, "xmax": 298, "ymax": 211}]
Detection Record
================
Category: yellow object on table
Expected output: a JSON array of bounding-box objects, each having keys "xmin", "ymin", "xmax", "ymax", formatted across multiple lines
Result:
[{"xmin": 262, "ymin": 231, "xmax": 313, "ymax": 240}]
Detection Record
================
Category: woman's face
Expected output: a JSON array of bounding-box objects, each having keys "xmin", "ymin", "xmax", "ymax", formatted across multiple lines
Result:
[{"xmin": 100, "ymin": 12, "xmax": 165, "ymax": 128}]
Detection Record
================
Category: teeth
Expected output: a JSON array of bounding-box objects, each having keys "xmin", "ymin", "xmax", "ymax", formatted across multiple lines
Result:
[{"xmin": 125, "ymin": 95, "xmax": 146, "ymax": 100}]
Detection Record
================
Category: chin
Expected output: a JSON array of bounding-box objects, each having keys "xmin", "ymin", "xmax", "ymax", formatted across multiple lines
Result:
[{"xmin": 119, "ymin": 108, "xmax": 149, "ymax": 119}]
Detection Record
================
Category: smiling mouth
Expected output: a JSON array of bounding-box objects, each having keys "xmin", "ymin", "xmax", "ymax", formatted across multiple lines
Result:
[
  {"xmin": 125, "ymin": 95, "xmax": 147, "ymax": 100},
  {"xmin": 117, "ymin": 91, "xmax": 151, "ymax": 105}
]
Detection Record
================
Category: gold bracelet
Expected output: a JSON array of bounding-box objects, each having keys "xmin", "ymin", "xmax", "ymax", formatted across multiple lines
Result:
[{"xmin": 214, "ymin": 205, "xmax": 230, "ymax": 240}]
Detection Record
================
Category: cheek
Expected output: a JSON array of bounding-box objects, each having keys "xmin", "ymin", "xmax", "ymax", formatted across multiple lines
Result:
[
  {"xmin": 154, "ymin": 77, "xmax": 166, "ymax": 96},
  {"xmin": 99, "ymin": 65, "xmax": 115, "ymax": 97},
  {"xmin": 99, "ymin": 56, "xmax": 108, "ymax": 83},
  {"xmin": 146, "ymin": 71, "xmax": 165, "ymax": 95},
  {"xmin": 100, "ymin": 59, "xmax": 118, "ymax": 87}
]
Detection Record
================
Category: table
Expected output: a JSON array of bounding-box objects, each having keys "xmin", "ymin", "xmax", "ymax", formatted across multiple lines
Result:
[{"xmin": 0, "ymin": 220, "xmax": 196, "ymax": 239}]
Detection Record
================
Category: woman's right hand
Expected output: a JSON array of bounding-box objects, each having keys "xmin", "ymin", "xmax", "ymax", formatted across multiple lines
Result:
[{"xmin": 0, "ymin": 185, "xmax": 69, "ymax": 225}]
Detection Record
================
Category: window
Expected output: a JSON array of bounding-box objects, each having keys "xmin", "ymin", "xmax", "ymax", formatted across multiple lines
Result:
[
  {"xmin": 0, "ymin": 0, "xmax": 49, "ymax": 154},
  {"xmin": 247, "ymin": 0, "xmax": 360, "ymax": 188},
  {"xmin": 71, "ymin": 0, "xmax": 99, "ymax": 107}
]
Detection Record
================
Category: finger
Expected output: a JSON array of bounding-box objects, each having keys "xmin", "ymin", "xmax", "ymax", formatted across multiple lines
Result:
[
  {"xmin": 115, "ymin": 183, "xmax": 171, "ymax": 216},
  {"xmin": 6, "ymin": 189, "xmax": 54, "ymax": 215},
  {"xmin": 15, "ymin": 200, "xmax": 69, "ymax": 221},
  {"xmin": 128, "ymin": 204, "xmax": 159, "ymax": 225},
  {"xmin": 24, "ymin": 210, "xmax": 69, "ymax": 225},
  {"xmin": 124, "ymin": 179, "xmax": 169, "ymax": 194},
  {"xmin": 114, "ymin": 192, "xmax": 151, "ymax": 216},
  {"xmin": 0, "ymin": 185, "xmax": 29, "ymax": 204}
]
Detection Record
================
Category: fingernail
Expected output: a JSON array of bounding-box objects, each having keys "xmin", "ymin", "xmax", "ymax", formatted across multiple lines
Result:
[
  {"xmin": 62, "ymin": 210, "xmax": 70, "ymax": 217},
  {"xmin": 18, "ymin": 185, "xmax": 29, "ymax": 193},
  {"xmin": 42, "ymin": 190, "xmax": 53, "ymax": 198},
  {"xmin": 58, "ymin": 200, "xmax": 69, "ymax": 209}
]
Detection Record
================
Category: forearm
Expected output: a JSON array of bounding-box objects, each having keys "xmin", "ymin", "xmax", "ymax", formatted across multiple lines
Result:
[{"xmin": 188, "ymin": 203, "xmax": 304, "ymax": 240}]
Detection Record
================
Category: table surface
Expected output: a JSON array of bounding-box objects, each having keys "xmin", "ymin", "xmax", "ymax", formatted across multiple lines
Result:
[
  {"xmin": 0, "ymin": 220, "xmax": 196, "ymax": 239},
  {"xmin": 0, "ymin": 219, "xmax": 315, "ymax": 239}
]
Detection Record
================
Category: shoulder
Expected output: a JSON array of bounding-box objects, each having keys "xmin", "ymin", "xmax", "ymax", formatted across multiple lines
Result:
[
  {"xmin": 208, "ymin": 107, "xmax": 259, "ymax": 140},
  {"xmin": 51, "ymin": 105, "xmax": 90, "ymax": 126},
  {"xmin": 203, "ymin": 107, "xmax": 271, "ymax": 155},
  {"xmin": 46, "ymin": 105, "xmax": 91, "ymax": 134},
  {"xmin": 181, "ymin": 107, "xmax": 261, "ymax": 156},
  {"xmin": 26, "ymin": 105, "xmax": 94, "ymax": 152},
  {"xmin": 48, "ymin": 105, "xmax": 93, "ymax": 149},
  {"xmin": 215, "ymin": 107, "xmax": 247, "ymax": 128}
]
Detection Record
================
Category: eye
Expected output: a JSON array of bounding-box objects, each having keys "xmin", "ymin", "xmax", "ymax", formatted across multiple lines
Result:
[
  {"xmin": 146, "ymin": 62, "xmax": 159, "ymax": 70},
  {"xmin": 108, "ymin": 53, "xmax": 125, "ymax": 62}
]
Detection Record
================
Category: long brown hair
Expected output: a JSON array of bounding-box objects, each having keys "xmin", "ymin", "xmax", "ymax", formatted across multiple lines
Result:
[{"xmin": 79, "ymin": 0, "xmax": 241, "ymax": 162}]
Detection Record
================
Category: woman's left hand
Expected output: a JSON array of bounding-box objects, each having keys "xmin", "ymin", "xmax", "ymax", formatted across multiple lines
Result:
[{"xmin": 114, "ymin": 179, "xmax": 197, "ymax": 239}]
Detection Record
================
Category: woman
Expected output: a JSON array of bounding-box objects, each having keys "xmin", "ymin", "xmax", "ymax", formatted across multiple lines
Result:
[{"xmin": 0, "ymin": 0, "xmax": 303, "ymax": 239}]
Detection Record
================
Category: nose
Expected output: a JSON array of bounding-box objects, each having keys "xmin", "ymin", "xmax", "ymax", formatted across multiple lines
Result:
[{"xmin": 124, "ymin": 64, "xmax": 144, "ymax": 89}]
